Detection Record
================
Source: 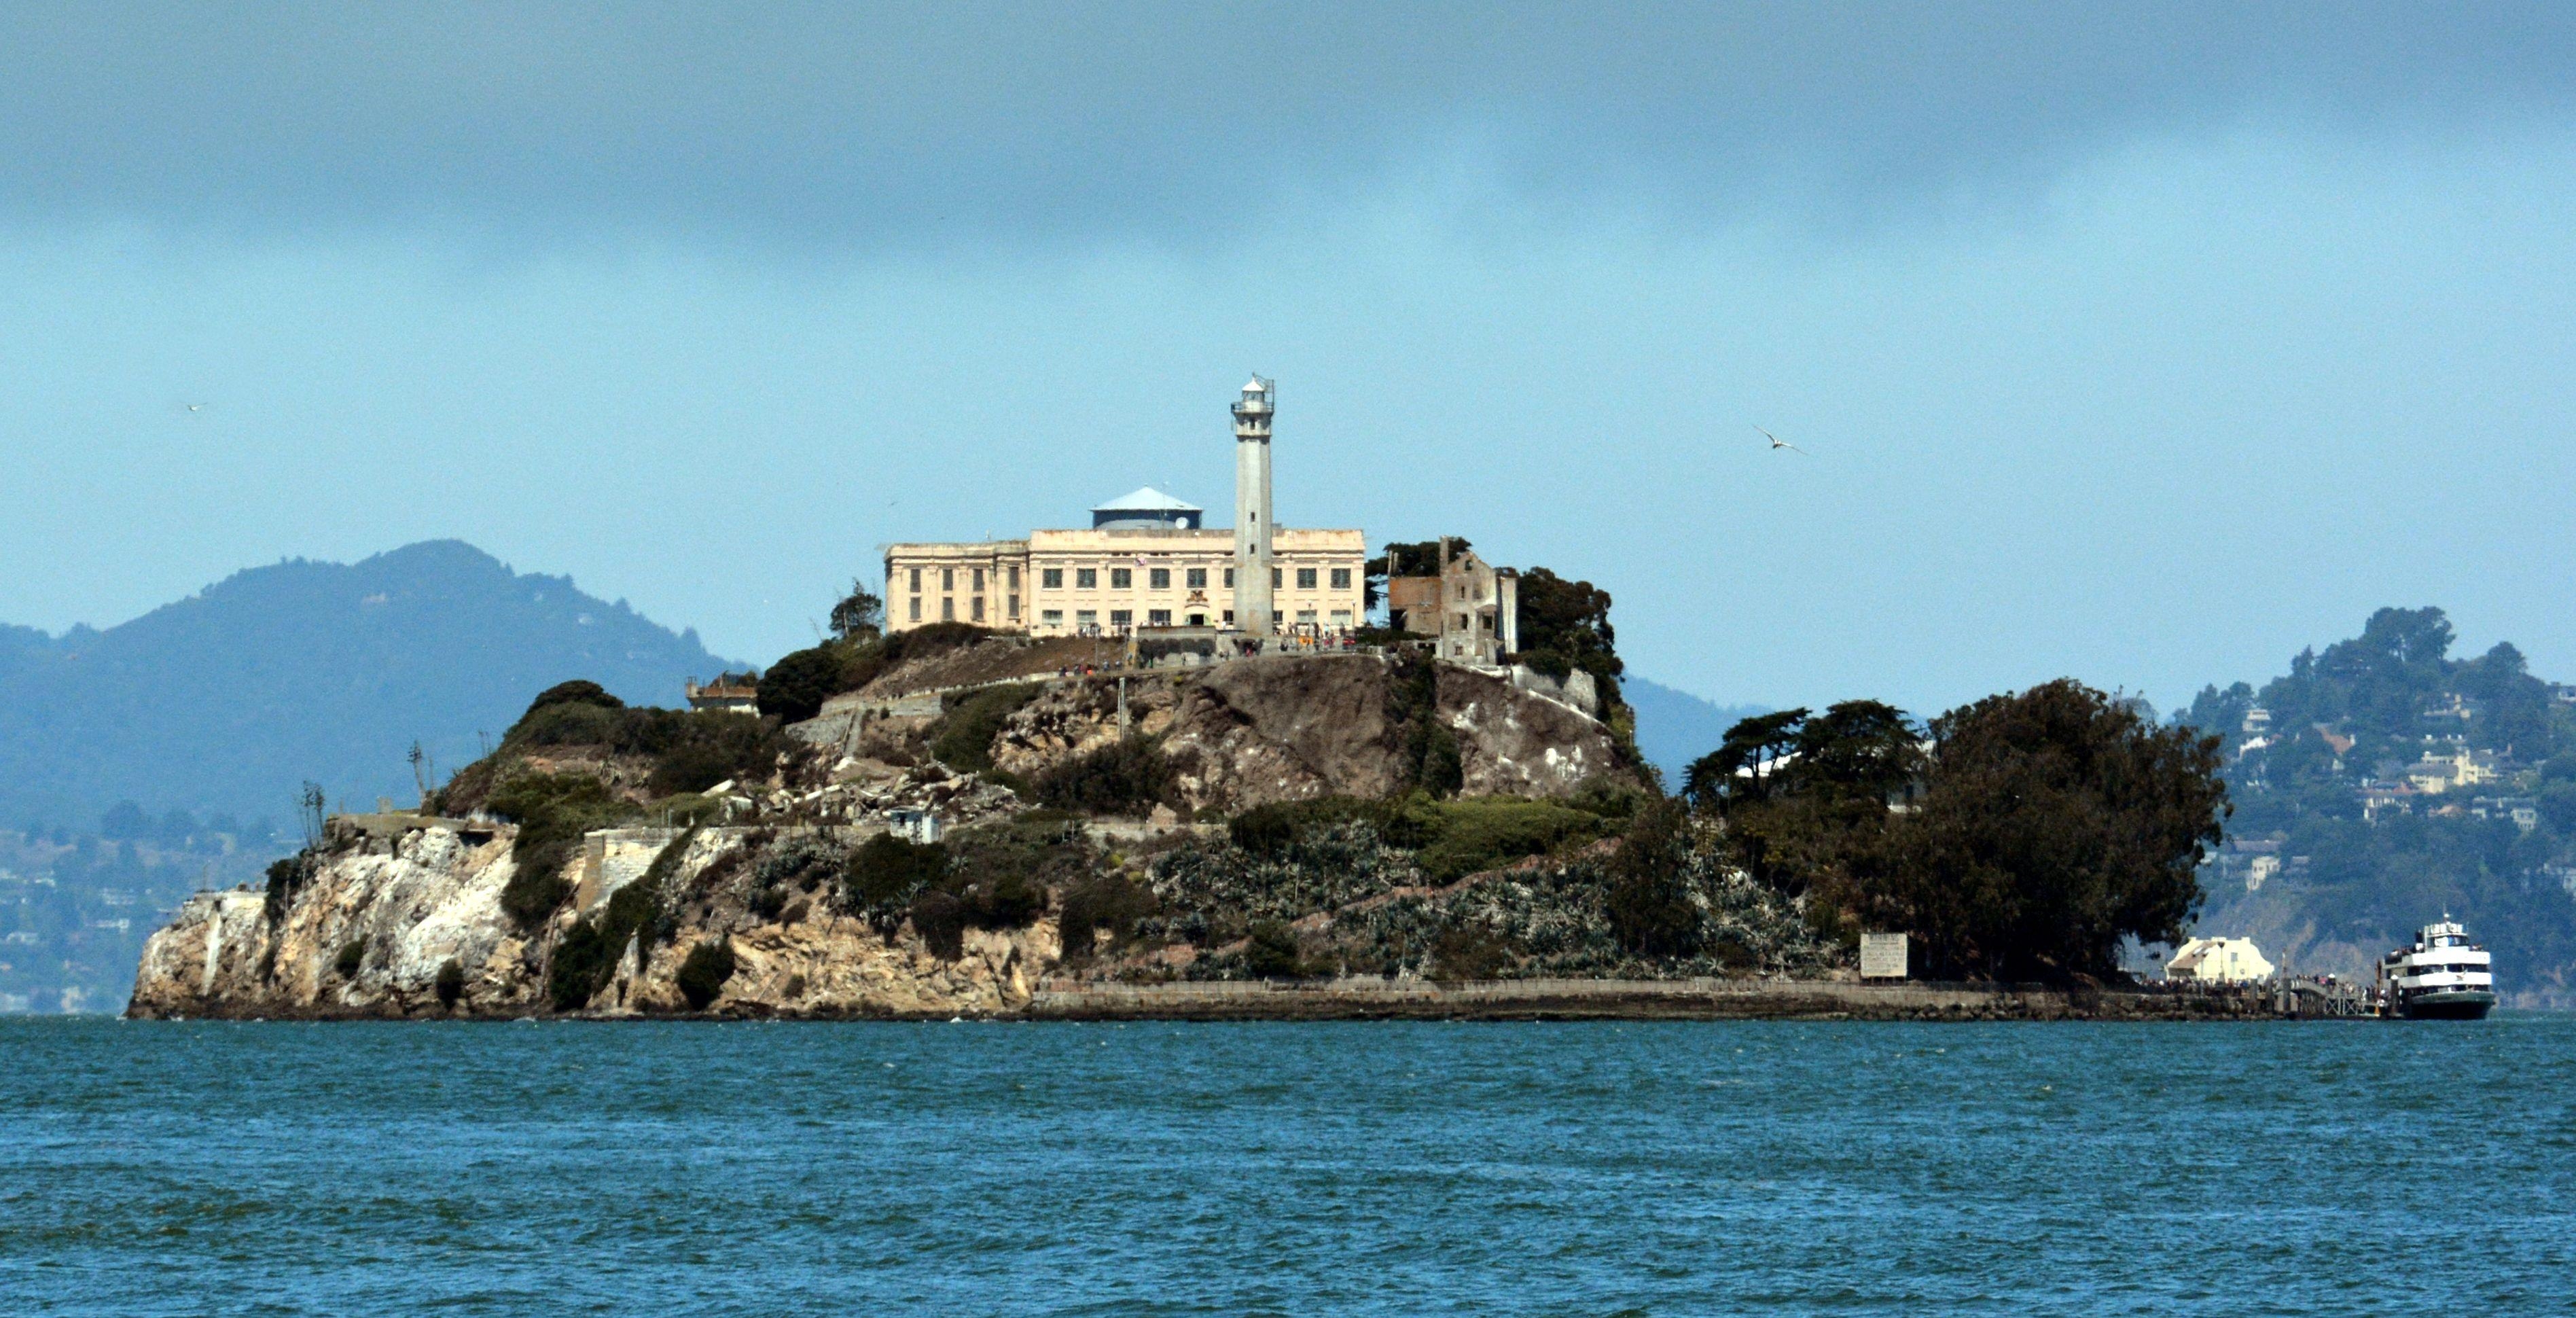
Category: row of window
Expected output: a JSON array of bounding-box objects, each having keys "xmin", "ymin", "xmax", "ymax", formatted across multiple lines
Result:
[
  {"xmin": 1037, "ymin": 607, "xmax": 1357, "ymax": 630},
  {"xmin": 906, "ymin": 566, "xmax": 1021, "ymax": 594},
  {"xmin": 908, "ymin": 594, "xmax": 1024, "ymax": 623},
  {"xmin": 1035, "ymin": 565, "xmax": 1352, "ymax": 591},
  {"xmin": 901, "ymin": 564, "xmax": 1357, "ymax": 594}
]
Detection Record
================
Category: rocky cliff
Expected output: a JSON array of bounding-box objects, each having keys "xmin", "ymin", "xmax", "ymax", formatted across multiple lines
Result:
[{"xmin": 129, "ymin": 821, "xmax": 1054, "ymax": 1019}]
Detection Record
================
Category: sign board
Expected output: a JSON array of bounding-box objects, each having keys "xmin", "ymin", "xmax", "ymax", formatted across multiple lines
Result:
[{"xmin": 1859, "ymin": 931, "xmax": 1910, "ymax": 980}]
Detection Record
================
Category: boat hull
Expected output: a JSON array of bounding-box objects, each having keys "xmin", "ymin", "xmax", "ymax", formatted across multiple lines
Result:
[{"xmin": 2399, "ymin": 990, "xmax": 2496, "ymax": 1020}]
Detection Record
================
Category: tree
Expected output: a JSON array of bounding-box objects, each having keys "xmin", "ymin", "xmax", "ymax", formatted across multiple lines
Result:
[
  {"xmin": 1513, "ymin": 567, "xmax": 1620, "ymax": 682},
  {"xmin": 1683, "ymin": 709, "xmax": 1807, "ymax": 811},
  {"xmin": 756, "ymin": 644, "xmax": 851, "ymax": 724},
  {"xmin": 1857, "ymin": 679, "xmax": 2228, "ymax": 982},
  {"xmin": 1784, "ymin": 700, "xmax": 1922, "ymax": 805},
  {"xmin": 828, "ymin": 580, "xmax": 884, "ymax": 641},
  {"xmin": 1605, "ymin": 798, "xmax": 1700, "ymax": 957}
]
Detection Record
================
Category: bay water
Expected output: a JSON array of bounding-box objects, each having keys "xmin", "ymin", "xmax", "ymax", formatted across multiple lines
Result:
[{"xmin": 4, "ymin": 1015, "xmax": 2571, "ymax": 1314}]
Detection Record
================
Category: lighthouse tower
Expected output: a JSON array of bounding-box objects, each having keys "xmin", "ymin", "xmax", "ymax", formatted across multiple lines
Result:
[{"xmin": 1230, "ymin": 376, "xmax": 1276, "ymax": 637}]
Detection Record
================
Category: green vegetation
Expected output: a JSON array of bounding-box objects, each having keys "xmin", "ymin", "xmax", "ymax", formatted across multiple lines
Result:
[
  {"xmin": 1031, "ymin": 736, "xmax": 1177, "ymax": 815},
  {"xmin": 2175, "ymin": 607, "xmax": 2576, "ymax": 992},
  {"xmin": 842, "ymin": 816, "xmax": 1088, "ymax": 959},
  {"xmin": 929, "ymin": 683, "xmax": 1042, "ymax": 773},
  {"xmin": 675, "ymin": 940, "xmax": 736, "ymax": 1010},
  {"xmin": 488, "ymin": 770, "xmax": 633, "ymax": 929},
  {"xmin": 548, "ymin": 825, "xmax": 698, "ymax": 1011},
  {"xmin": 1228, "ymin": 793, "xmax": 1613, "ymax": 883},
  {"xmin": 1386, "ymin": 649, "xmax": 1464, "ymax": 797},
  {"xmin": 1673, "ymin": 681, "xmax": 2228, "ymax": 982},
  {"xmin": 1057, "ymin": 873, "xmax": 1156, "ymax": 958},
  {"xmin": 756, "ymin": 621, "xmax": 993, "ymax": 724},
  {"xmin": 1244, "ymin": 918, "xmax": 1304, "ymax": 978}
]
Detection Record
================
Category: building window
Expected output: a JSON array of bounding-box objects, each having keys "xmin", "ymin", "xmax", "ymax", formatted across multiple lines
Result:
[
  {"xmin": 1075, "ymin": 609, "xmax": 1097, "ymax": 630},
  {"xmin": 1225, "ymin": 568, "xmax": 1236, "ymax": 587},
  {"xmin": 972, "ymin": 568, "xmax": 984, "ymax": 592},
  {"xmin": 1042, "ymin": 609, "xmax": 1063, "ymax": 627},
  {"xmin": 1109, "ymin": 609, "xmax": 1132, "ymax": 630},
  {"xmin": 1297, "ymin": 610, "xmax": 1318, "ymax": 625},
  {"xmin": 1187, "ymin": 612, "xmax": 1206, "ymax": 626},
  {"xmin": 1149, "ymin": 567, "xmax": 1170, "ymax": 590},
  {"xmin": 909, "ymin": 596, "xmax": 921, "ymax": 622},
  {"xmin": 1331, "ymin": 567, "xmax": 1351, "ymax": 590},
  {"xmin": 971, "ymin": 597, "xmax": 984, "ymax": 622},
  {"xmin": 942, "ymin": 597, "xmax": 955, "ymax": 621},
  {"xmin": 909, "ymin": 568, "xmax": 921, "ymax": 592},
  {"xmin": 942, "ymin": 568, "xmax": 954, "ymax": 591},
  {"xmin": 1110, "ymin": 568, "xmax": 1132, "ymax": 590},
  {"xmin": 1223, "ymin": 610, "xmax": 1235, "ymax": 624},
  {"xmin": 1008, "ymin": 594, "xmax": 1020, "ymax": 619},
  {"xmin": 1331, "ymin": 610, "xmax": 1353, "ymax": 627},
  {"xmin": 1147, "ymin": 609, "xmax": 1171, "ymax": 626},
  {"xmin": 1187, "ymin": 567, "xmax": 1207, "ymax": 588},
  {"xmin": 1044, "ymin": 568, "xmax": 1064, "ymax": 589},
  {"xmin": 1272, "ymin": 567, "xmax": 1282, "ymax": 588},
  {"xmin": 1297, "ymin": 567, "xmax": 1317, "ymax": 590},
  {"xmin": 1008, "ymin": 566, "xmax": 1020, "ymax": 590},
  {"xmin": 1076, "ymin": 568, "xmax": 1096, "ymax": 589}
]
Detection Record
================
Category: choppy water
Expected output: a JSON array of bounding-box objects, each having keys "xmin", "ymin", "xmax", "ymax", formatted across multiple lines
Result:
[{"xmin": 3, "ymin": 1015, "xmax": 2571, "ymax": 1315}]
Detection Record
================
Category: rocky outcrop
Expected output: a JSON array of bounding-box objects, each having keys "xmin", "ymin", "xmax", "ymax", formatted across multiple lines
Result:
[
  {"xmin": 128, "ymin": 821, "xmax": 1053, "ymax": 1020},
  {"xmin": 986, "ymin": 653, "xmax": 1634, "ymax": 813}
]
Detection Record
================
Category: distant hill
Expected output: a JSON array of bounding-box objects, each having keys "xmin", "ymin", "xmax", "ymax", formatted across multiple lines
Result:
[
  {"xmin": 1624, "ymin": 676, "xmax": 1767, "ymax": 788},
  {"xmin": 2179, "ymin": 607, "xmax": 2576, "ymax": 1007},
  {"xmin": 0, "ymin": 541, "xmax": 738, "ymax": 829}
]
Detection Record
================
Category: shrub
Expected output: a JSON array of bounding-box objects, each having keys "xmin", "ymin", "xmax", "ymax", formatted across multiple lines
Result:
[
  {"xmin": 1228, "ymin": 796, "xmax": 1392, "ymax": 857},
  {"xmin": 489, "ymin": 771, "xmax": 636, "ymax": 931},
  {"xmin": 262, "ymin": 855, "xmax": 309, "ymax": 924},
  {"xmin": 1410, "ymin": 798, "xmax": 1606, "ymax": 883},
  {"xmin": 1431, "ymin": 925, "xmax": 1511, "ymax": 980},
  {"xmin": 1245, "ymin": 918, "xmax": 1304, "ymax": 979},
  {"xmin": 756, "ymin": 643, "xmax": 856, "ymax": 724},
  {"xmin": 675, "ymin": 940, "xmax": 737, "ymax": 1010},
  {"xmin": 523, "ymin": 679, "xmax": 624, "ymax": 716},
  {"xmin": 1606, "ymin": 798, "xmax": 1701, "ymax": 957},
  {"xmin": 929, "ymin": 683, "xmax": 1043, "ymax": 773},
  {"xmin": 908, "ymin": 889, "xmax": 968, "ymax": 960},
  {"xmin": 1058, "ymin": 874, "xmax": 1156, "ymax": 957},
  {"xmin": 334, "ymin": 938, "xmax": 365, "ymax": 978},
  {"xmin": 844, "ymin": 834, "xmax": 950, "ymax": 915},
  {"xmin": 548, "ymin": 830, "xmax": 692, "ymax": 1013},
  {"xmin": 1031, "ymin": 737, "xmax": 1177, "ymax": 816},
  {"xmin": 434, "ymin": 958, "xmax": 465, "ymax": 1009}
]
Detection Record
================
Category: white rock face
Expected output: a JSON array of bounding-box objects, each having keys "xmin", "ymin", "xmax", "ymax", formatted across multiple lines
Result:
[{"xmin": 130, "ymin": 823, "xmax": 1055, "ymax": 1020}]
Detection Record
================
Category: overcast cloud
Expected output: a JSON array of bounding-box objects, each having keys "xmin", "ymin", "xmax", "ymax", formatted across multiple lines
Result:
[{"xmin": 5, "ymin": 3, "xmax": 2574, "ymax": 247}]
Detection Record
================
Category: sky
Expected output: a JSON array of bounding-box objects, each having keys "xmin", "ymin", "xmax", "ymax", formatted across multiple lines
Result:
[{"xmin": 3, "ymin": 2, "xmax": 2575, "ymax": 719}]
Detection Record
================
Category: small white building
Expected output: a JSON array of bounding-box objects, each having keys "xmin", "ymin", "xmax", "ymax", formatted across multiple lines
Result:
[{"xmin": 2165, "ymin": 936, "xmax": 2276, "ymax": 984}]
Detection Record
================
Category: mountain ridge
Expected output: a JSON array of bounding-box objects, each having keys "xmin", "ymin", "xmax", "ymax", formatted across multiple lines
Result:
[{"xmin": 0, "ymin": 540, "xmax": 738, "ymax": 827}]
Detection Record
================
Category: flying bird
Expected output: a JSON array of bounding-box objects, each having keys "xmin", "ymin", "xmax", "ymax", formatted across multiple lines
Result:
[
  {"xmin": 185, "ymin": 402, "xmax": 207, "ymax": 412},
  {"xmin": 1756, "ymin": 426, "xmax": 1804, "ymax": 454}
]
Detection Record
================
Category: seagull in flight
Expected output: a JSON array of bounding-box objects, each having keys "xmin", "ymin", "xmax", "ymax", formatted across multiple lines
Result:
[
  {"xmin": 185, "ymin": 402, "xmax": 208, "ymax": 412},
  {"xmin": 1756, "ymin": 425, "xmax": 1804, "ymax": 454}
]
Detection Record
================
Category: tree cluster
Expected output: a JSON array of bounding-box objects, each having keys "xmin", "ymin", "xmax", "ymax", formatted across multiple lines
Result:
[{"xmin": 1664, "ymin": 679, "xmax": 2228, "ymax": 982}]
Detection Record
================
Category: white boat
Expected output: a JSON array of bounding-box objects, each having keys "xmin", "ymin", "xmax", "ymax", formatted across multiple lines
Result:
[{"xmin": 2376, "ymin": 917, "xmax": 2497, "ymax": 1020}]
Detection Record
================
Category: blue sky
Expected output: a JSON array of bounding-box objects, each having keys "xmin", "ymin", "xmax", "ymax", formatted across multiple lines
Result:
[{"xmin": 3, "ymin": 3, "xmax": 2574, "ymax": 717}]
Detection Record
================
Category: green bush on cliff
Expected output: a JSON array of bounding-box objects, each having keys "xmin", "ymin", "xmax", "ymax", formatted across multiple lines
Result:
[
  {"xmin": 757, "ymin": 623, "xmax": 995, "ymax": 725},
  {"xmin": 489, "ymin": 771, "xmax": 636, "ymax": 930},
  {"xmin": 1058, "ymin": 873, "xmax": 1156, "ymax": 957},
  {"xmin": 1244, "ymin": 919, "xmax": 1305, "ymax": 979},
  {"xmin": 675, "ymin": 940, "xmax": 736, "ymax": 1010},
  {"xmin": 1030, "ymin": 736, "xmax": 1177, "ymax": 816},
  {"xmin": 929, "ymin": 683, "xmax": 1042, "ymax": 773},
  {"xmin": 548, "ymin": 825, "xmax": 698, "ymax": 1011}
]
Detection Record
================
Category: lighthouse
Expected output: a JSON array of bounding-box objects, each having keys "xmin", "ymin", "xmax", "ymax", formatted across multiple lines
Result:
[{"xmin": 1230, "ymin": 376, "xmax": 1275, "ymax": 637}]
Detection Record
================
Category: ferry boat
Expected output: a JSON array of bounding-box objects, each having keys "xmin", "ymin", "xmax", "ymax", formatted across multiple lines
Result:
[{"xmin": 2376, "ymin": 917, "xmax": 2497, "ymax": 1020}]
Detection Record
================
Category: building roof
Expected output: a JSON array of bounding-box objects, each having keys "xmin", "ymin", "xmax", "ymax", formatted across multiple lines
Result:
[{"xmin": 1092, "ymin": 486, "xmax": 1202, "ymax": 513}]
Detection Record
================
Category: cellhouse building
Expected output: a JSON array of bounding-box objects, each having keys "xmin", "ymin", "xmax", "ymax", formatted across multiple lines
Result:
[{"xmin": 882, "ymin": 378, "xmax": 1367, "ymax": 639}]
